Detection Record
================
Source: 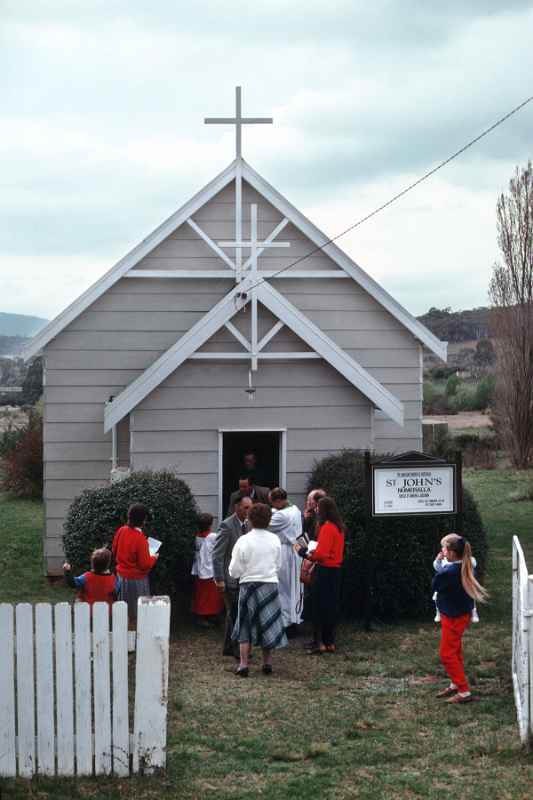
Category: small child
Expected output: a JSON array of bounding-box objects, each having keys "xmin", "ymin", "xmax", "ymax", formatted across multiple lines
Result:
[
  {"xmin": 433, "ymin": 533, "xmax": 479, "ymax": 624},
  {"xmin": 191, "ymin": 512, "xmax": 224, "ymax": 626},
  {"xmin": 63, "ymin": 548, "xmax": 120, "ymax": 608}
]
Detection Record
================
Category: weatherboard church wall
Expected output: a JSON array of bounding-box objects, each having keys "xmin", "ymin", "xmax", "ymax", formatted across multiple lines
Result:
[{"xmin": 41, "ymin": 179, "xmax": 422, "ymax": 574}]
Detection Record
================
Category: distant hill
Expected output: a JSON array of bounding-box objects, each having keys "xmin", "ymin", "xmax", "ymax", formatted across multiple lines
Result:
[
  {"xmin": 0, "ymin": 312, "xmax": 49, "ymax": 338},
  {"xmin": 417, "ymin": 307, "xmax": 490, "ymax": 343}
]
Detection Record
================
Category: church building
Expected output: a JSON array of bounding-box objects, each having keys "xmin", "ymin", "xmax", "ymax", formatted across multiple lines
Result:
[{"xmin": 26, "ymin": 88, "xmax": 446, "ymax": 575}]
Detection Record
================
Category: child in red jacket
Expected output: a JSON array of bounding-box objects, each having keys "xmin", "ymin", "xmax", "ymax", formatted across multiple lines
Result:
[
  {"xmin": 63, "ymin": 547, "xmax": 120, "ymax": 608},
  {"xmin": 112, "ymin": 503, "xmax": 159, "ymax": 626}
]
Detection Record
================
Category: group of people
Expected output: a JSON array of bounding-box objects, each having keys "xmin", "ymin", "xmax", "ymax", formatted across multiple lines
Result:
[
  {"xmin": 192, "ymin": 481, "xmax": 346, "ymax": 676},
  {"xmin": 62, "ymin": 451, "xmax": 489, "ymax": 700}
]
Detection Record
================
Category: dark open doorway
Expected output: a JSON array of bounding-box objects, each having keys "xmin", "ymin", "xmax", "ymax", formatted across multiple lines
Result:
[{"xmin": 222, "ymin": 431, "xmax": 281, "ymax": 517}]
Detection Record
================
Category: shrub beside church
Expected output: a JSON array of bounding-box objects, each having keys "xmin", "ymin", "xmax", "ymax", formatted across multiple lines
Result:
[{"xmin": 308, "ymin": 450, "xmax": 488, "ymax": 619}]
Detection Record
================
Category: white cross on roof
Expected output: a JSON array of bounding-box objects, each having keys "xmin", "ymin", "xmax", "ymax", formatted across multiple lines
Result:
[{"xmin": 205, "ymin": 86, "xmax": 273, "ymax": 158}]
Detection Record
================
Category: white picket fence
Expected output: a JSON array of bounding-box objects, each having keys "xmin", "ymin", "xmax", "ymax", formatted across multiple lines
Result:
[
  {"xmin": 0, "ymin": 596, "xmax": 171, "ymax": 778},
  {"xmin": 512, "ymin": 536, "xmax": 533, "ymax": 747}
]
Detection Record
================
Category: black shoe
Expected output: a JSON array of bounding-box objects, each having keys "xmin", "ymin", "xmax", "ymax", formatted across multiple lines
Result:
[
  {"xmin": 262, "ymin": 664, "xmax": 273, "ymax": 675},
  {"xmin": 235, "ymin": 667, "xmax": 249, "ymax": 678}
]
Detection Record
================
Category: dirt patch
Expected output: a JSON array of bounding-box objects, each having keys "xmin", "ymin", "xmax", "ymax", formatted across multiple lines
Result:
[{"xmin": 423, "ymin": 411, "xmax": 492, "ymax": 430}]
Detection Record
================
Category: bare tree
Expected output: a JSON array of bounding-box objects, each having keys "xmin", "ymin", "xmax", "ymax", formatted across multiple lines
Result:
[{"xmin": 489, "ymin": 161, "xmax": 533, "ymax": 468}]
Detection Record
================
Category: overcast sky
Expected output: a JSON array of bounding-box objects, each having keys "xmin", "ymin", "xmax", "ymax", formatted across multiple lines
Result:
[{"xmin": 2, "ymin": 0, "xmax": 532, "ymax": 320}]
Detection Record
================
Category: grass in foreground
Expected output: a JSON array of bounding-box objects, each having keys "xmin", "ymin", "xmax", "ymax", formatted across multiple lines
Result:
[
  {"xmin": 1, "ymin": 470, "xmax": 533, "ymax": 798},
  {"xmin": 0, "ymin": 495, "xmax": 70, "ymax": 604}
]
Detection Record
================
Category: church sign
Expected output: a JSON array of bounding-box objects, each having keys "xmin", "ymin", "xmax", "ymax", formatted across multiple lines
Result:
[{"xmin": 370, "ymin": 452, "xmax": 458, "ymax": 517}]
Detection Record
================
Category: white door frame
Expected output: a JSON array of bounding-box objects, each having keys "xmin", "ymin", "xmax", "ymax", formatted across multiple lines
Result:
[{"xmin": 217, "ymin": 428, "xmax": 287, "ymax": 521}]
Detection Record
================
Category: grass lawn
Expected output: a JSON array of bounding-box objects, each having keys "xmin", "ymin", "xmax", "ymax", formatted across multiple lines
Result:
[{"xmin": 2, "ymin": 471, "xmax": 533, "ymax": 799}]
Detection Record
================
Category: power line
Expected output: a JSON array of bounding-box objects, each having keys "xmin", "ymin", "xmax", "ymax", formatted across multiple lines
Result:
[{"xmin": 246, "ymin": 92, "xmax": 533, "ymax": 292}]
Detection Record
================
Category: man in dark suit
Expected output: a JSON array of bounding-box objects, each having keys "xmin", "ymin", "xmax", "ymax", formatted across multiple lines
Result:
[
  {"xmin": 212, "ymin": 493, "xmax": 253, "ymax": 657},
  {"xmin": 226, "ymin": 476, "xmax": 270, "ymax": 518}
]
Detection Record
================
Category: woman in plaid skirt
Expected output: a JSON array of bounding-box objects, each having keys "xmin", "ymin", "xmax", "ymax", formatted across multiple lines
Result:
[{"xmin": 229, "ymin": 503, "xmax": 287, "ymax": 677}]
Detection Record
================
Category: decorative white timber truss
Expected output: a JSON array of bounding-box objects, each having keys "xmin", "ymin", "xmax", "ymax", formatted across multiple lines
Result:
[{"xmin": 26, "ymin": 86, "xmax": 447, "ymax": 439}]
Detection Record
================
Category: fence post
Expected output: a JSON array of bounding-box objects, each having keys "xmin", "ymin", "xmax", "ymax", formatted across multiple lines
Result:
[
  {"xmin": 55, "ymin": 603, "xmax": 75, "ymax": 776},
  {"xmin": 529, "ymin": 576, "xmax": 533, "ymax": 749},
  {"xmin": 93, "ymin": 602, "xmax": 112, "ymax": 775},
  {"xmin": 0, "ymin": 604, "xmax": 16, "ymax": 777},
  {"xmin": 513, "ymin": 538, "xmax": 518, "ymax": 640},
  {"xmin": 74, "ymin": 602, "xmax": 93, "ymax": 776},
  {"xmin": 132, "ymin": 596, "xmax": 171, "ymax": 775},
  {"xmin": 512, "ymin": 536, "xmax": 531, "ymax": 747},
  {"xmin": 16, "ymin": 603, "xmax": 36, "ymax": 777},
  {"xmin": 35, "ymin": 604, "xmax": 55, "ymax": 775},
  {"xmin": 112, "ymin": 602, "xmax": 130, "ymax": 777}
]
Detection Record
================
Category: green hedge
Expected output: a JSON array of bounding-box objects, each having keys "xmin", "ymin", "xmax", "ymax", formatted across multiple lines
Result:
[
  {"xmin": 63, "ymin": 470, "xmax": 198, "ymax": 595},
  {"xmin": 308, "ymin": 450, "xmax": 488, "ymax": 619}
]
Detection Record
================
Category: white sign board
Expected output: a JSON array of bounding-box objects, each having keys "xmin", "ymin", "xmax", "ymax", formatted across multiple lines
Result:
[{"xmin": 372, "ymin": 465, "xmax": 456, "ymax": 516}]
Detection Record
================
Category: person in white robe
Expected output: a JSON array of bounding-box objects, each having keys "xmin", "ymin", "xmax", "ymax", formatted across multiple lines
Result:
[{"xmin": 268, "ymin": 487, "xmax": 303, "ymax": 627}]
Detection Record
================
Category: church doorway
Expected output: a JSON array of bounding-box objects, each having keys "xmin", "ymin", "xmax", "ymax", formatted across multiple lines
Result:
[{"xmin": 219, "ymin": 429, "xmax": 286, "ymax": 520}]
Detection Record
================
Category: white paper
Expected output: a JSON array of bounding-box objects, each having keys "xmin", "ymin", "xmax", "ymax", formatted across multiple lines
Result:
[
  {"xmin": 308, "ymin": 540, "xmax": 318, "ymax": 552},
  {"xmin": 148, "ymin": 536, "xmax": 162, "ymax": 556}
]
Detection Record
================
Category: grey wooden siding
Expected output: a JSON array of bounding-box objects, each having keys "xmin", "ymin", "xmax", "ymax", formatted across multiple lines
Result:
[{"xmin": 41, "ymin": 177, "xmax": 425, "ymax": 573}]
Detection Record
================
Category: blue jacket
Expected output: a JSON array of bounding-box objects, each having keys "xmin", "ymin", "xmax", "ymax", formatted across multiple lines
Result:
[{"xmin": 432, "ymin": 562, "xmax": 474, "ymax": 618}]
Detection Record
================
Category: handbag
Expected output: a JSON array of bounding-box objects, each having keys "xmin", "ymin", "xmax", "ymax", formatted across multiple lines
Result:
[{"xmin": 300, "ymin": 557, "xmax": 316, "ymax": 586}]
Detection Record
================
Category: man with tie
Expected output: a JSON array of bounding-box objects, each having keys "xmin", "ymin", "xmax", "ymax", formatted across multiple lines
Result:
[{"xmin": 212, "ymin": 494, "xmax": 253, "ymax": 657}]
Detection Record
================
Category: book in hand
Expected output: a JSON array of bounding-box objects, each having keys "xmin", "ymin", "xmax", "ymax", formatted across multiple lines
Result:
[{"xmin": 148, "ymin": 537, "xmax": 162, "ymax": 556}]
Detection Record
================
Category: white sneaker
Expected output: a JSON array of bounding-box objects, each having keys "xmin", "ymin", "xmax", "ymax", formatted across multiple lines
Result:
[{"xmin": 471, "ymin": 609, "xmax": 480, "ymax": 623}]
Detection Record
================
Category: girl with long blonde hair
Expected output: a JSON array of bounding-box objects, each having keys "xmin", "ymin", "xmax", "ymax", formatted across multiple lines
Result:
[
  {"xmin": 432, "ymin": 534, "xmax": 488, "ymax": 704},
  {"xmin": 433, "ymin": 533, "xmax": 484, "ymax": 623}
]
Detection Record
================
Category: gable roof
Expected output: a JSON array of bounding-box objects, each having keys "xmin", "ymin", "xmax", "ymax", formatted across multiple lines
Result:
[
  {"xmin": 104, "ymin": 275, "xmax": 404, "ymax": 432},
  {"xmin": 25, "ymin": 157, "xmax": 446, "ymax": 361}
]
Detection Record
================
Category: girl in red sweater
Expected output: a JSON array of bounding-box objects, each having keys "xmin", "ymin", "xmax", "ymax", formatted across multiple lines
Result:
[
  {"xmin": 112, "ymin": 503, "xmax": 159, "ymax": 626},
  {"xmin": 295, "ymin": 496, "xmax": 345, "ymax": 654}
]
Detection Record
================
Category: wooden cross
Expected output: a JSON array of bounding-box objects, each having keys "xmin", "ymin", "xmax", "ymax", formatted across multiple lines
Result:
[
  {"xmin": 218, "ymin": 203, "xmax": 290, "ymax": 280},
  {"xmin": 219, "ymin": 203, "xmax": 290, "ymax": 368},
  {"xmin": 205, "ymin": 86, "xmax": 273, "ymax": 159}
]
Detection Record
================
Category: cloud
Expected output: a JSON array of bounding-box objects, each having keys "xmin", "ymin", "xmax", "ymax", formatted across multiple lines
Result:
[
  {"xmin": 1, "ymin": 1, "xmax": 532, "ymax": 319},
  {"xmin": 0, "ymin": 254, "xmax": 109, "ymax": 319}
]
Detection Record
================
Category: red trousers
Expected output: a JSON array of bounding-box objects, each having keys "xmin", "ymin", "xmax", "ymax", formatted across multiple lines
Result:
[{"xmin": 439, "ymin": 613, "xmax": 471, "ymax": 693}]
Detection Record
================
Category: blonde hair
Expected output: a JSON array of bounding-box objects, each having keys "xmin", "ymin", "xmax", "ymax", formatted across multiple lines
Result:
[{"xmin": 442, "ymin": 533, "xmax": 488, "ymax": 604}]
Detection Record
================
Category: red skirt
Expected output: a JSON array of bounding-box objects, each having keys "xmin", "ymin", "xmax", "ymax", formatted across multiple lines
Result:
[{"xmin": 192, "ymin": 577, "xmax": 224, "ymax": 616}]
